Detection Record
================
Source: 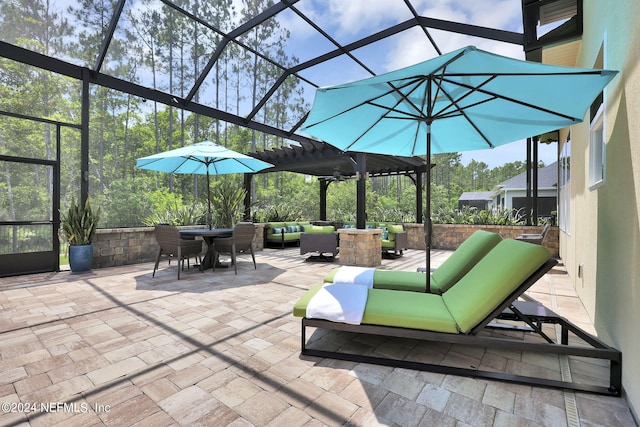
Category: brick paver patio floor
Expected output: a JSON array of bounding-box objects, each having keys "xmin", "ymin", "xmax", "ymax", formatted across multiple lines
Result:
[{"xmin": 0, "ymin": 247, "xmax": 635, "ymax": 426}]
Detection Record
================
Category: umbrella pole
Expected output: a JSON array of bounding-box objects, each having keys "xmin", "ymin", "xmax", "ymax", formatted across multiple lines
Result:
[
  {"xmin": 207, "ymin": 169, "xmax": 212, "ymax": 230},
  {"xmin": 425, "ymin": 124, "xmax": 431, "ymax": 293}
]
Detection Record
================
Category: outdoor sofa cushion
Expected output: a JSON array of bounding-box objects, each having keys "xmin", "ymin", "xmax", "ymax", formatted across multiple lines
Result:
[
  {"xmin": 324, "ymin": 230, "xmax": 502, "ymax": 293},
  {"xmin": 294, "ymin": 239, "xmax": 551, "ymax": 335},
  {"xmin": 303, "ymin": 225, "xmax": 335, "ymax": 234}
]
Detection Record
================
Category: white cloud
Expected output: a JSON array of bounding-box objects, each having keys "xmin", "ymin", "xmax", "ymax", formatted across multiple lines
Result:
[
  {"xmin": 385, "ymin": 1, "xmax": 524, "ymax": 69},
  {"xmin": 324, "ymin": 0, "xmax": 411, "ymax": 37}
]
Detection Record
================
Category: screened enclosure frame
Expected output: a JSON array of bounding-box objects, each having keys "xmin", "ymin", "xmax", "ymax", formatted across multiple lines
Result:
[{"xmin": 0, "ymin": 0, "xmax": 583, "ymax": 260}]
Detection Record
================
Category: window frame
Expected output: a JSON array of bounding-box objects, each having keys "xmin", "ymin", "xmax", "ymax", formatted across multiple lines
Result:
[
  {"xmin": 559, "ymin": 134, "xmax": 571, "ymax": 234},
  {"xmin": 589, "ymin": 103, "xmax": 606, "ymax": 190}
]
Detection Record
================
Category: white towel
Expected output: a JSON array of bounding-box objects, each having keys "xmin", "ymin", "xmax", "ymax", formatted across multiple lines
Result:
[
  {"xmin": 332, "ymin": 266, "xmax": 375, "ymax": 288},
  {"xmin": 306, "ymin": 283, "xmax": 369, "ymax": 325}
]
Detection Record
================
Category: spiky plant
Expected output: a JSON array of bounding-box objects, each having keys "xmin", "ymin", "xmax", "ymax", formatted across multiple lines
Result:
[{"xmin": 60, "ymin": 198, "xmax": 101, "ymax": 245}]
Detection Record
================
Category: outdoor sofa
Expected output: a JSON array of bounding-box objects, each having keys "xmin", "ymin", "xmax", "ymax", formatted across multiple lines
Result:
[
  {"xmin": 324, "ymin": 229, "xmax": 502, "ymax": 293},
  {"xmin": 264, "ymin": 221, "xmax": 311, "ymax": 248},
  {"xmin": 293, "ymin": 239, "xmax": 622, "ymax": 395}
]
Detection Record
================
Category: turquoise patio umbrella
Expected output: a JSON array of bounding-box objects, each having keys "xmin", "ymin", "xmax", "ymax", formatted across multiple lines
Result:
[
  {"xmin": 136, "ymin": 141, "xmax": 273, "ymax": 229},
  {"xmin": 301, "ymin": 46, "xmax": 617, "ymax": 291}
]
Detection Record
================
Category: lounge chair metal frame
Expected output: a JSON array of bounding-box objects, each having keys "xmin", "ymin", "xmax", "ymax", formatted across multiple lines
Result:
[{"xmin": 300, "ymin": 259, "xmax": 622, "ymax": 396}]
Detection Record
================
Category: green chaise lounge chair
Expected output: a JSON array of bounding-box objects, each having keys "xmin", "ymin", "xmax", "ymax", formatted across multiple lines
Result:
[
  {"xmin": 294, "ymin": 239, "xmax": 622, "ymax": 396},
  {"xmin": 324, "ymin": 229, "xmax": 502, "ymax": 293}
]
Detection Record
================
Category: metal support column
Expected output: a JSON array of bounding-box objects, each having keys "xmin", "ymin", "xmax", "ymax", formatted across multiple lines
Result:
[
  {"xmin": 81, "ymin": 68, "xmax": 90, "ymax": 206},
  {"xmin": 532, "ymin": 136, "xmax": 539, "ymax": 225},
  {"xmin": 526, "ymin": 137, "xmax": 532, "ymax": 225},
  {"xmin": 416, "ymin": 167, "xmax": 423, "ymax": 224}
]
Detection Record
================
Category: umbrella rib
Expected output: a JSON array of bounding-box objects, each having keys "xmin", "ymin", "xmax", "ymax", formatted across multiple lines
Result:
[
  {"xmin": 366, "ymin": 101, "xmax": 425, "ymax": 120},
  {"xmin": 429, "ymin": 73, "xmax": 496, "ymax": 148},
  {"xmin": 432, "ymin": 75, "xmax": 497, "ymax": 118},
  {"xmin": 306, "ymin": 77, "xmax": 427, "ymax": 129},
  {"xmin": 342, "ymin": 109, "xmax": 398, "ymax": 151},
  {"xmin": 439, "ymin": 76, "xmax": 582, "ymax": 121},
  {"xmin": 174, "ymin": 156, "xmax": 201, "ymax": 173},
  {"xmin": 382, "ymin": 76, "xmax": 432, "ymax": 121},
  {"xmin": 342, "ymin": 78, "xmax": 432, "ymax": 151},
  {"xmin": 230, "ymin": 157, "xmax": 265, "ymax": 172},
  {"xmin": 439, "ymin": 70, "xmax": 607, "ymax": 78}
]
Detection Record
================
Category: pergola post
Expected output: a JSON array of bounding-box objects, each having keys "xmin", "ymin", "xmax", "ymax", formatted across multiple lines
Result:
[
  {"xmin": 243, "ymin": 173, "xmax": 252, "ymax": 221},
  {"xmin": 416, "ymin": 166, "xmax": 424, "ymax": 223},
  {"xmin": 356, "ymin": 153, "xmax": 367, "ymax": 229},
  {"xmin": 319, "ymin": 180, "xmax": 329, "ymax": 220}
]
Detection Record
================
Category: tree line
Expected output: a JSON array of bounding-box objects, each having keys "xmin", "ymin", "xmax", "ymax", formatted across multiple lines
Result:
[{"xmin": 0, "ymin": 0, "xmax": 537, "ymax": 236}]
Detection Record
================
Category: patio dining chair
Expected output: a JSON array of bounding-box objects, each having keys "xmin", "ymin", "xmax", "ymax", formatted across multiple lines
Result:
[
  {"xmin": 152, "ymin": 224, "xmax": 203, "ymax": 279},
  {"xmin": 213, "ymin": 222, "xmax": 257, "ymax": 274}
]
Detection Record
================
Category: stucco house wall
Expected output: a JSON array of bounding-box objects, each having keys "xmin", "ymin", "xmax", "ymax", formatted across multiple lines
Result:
[{"xmin": 558, "ymin": 0, "xmax": 640, "ymax": 418}]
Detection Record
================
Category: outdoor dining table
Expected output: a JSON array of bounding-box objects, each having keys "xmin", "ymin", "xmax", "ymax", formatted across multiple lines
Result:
[{"xmin": 179, "ymin": 228, "xmax": 233, "ymax": 271}]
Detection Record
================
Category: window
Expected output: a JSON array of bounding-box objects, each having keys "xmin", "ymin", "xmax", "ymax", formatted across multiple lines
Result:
[
  {"xmin": 589, "ymin": 44, "xmax": 606, "ymax": 190},
  {"xmin": 589, "ymin": 104, "xmax": 605, "ymax": 189},
  {"xmin": 559, "ymin": 135, "xmax": 571, "ymax": 233}
]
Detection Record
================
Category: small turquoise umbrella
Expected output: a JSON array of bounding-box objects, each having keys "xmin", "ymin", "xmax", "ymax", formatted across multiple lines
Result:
[
  {"xmin": 136, "ymin": 141, "xmax": 273, "ymax": 229},
  {"xmin": 301, "ymin": 46, "xmax": 617, "ymax": 291}
]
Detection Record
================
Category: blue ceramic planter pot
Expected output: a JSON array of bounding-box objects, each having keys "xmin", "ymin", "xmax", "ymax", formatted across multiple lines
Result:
[{"xmin": 69, "ymin": 244, "xmax": 93, "ymax": 273}]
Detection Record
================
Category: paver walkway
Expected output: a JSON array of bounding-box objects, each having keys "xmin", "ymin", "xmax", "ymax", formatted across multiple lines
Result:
[{"xmin": 0, "ymin": 247, "xmax": 635, "ymax": 426}]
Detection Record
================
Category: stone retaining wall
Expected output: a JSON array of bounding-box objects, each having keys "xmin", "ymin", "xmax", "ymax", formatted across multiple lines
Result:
[
  {"xmin": 90, "ymin": 223, "xmax": 557, "ymax": 268},
  {"xmin": 92, "ymin": 227, "xmax": 160, "ymax": 268},
  {"xmin": 404, "ymin": 223, "xmax": 559, "ymax": 257},
  {"xmin": 92, "ymin": 224, "xmax": 265, "ymax": 269}
]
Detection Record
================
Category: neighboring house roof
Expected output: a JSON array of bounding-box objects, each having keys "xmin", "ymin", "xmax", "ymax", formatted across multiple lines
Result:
[
  {"xmin": 459, "ymin": 191, "xmax": 494, "ymax": 201},
  {"xmin": 497, "ymin": 161, "xmax": 558, "ymax": 190}
]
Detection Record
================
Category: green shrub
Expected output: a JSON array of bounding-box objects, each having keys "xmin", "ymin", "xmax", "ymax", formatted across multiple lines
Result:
[
  {"xmin": 253, "ymin": 202, "xmax": 303, "ymax": 222},
  {"xmin": 143, "ymin": 200, "xmax": 207, "ymax": 226},
  {"xmin": 211, "ymin": 180, "xmax": 246, "ymax": 227},
  {"xmin": 432, "ymin": 206, "xmax": 525, "ymax": 225}
]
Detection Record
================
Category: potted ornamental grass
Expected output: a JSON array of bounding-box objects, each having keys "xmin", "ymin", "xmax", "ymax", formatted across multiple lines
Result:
[{"xmin": 60, "ymin": 197, "xmax": 100, "ymax": 273}]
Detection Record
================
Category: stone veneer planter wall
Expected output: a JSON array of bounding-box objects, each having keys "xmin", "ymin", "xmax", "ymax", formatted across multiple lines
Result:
[
  {"xmin": 337, "ymin": 228, "xmax": 382, "ymax": 267},
  {"xmin": 88, "ymin": 223, "xmax": 555, "ymax": 268},
  {"xmin": 91, "ymin": 224, "xmax": 265, "ymax": 269},
  {"xmin": 403, "ymin": 223, "xmax": 559, "ymax": 257}
]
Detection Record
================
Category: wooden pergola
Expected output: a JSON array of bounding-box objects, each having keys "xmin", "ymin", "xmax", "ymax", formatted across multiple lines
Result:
[{"xmin": 246, "ymin": 140, "xmax": 429, "ymax": 228}]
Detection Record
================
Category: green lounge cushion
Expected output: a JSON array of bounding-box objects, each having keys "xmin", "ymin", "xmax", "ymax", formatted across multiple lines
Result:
[
  {"xmin": 372, "ymin": 270, "xmax": 431, "ymax": 292},
  {"xmin": 431, "ymin": 230, "xmax": 502, "ymax": 293},
  {"xmin": 361, "ymin": 289, "xmax": 458, "ymax": 333},
  {"xmin": 324, "ymin": 230, "xmax": 501, "ymax": 293},
  {"xmin": 293, "ymin": 285, "xmax": 458, "ymax": 333},
  {"xmin": 293, "ymin": 284, "xmax": 323, "ymax": 318},
  {"xmin": 325, "ymin": 268, "xmax": 432, "ymax": 292},
  {"xmin": 443, "ymin": 239, "xmax": 551, "ymax": 333}
]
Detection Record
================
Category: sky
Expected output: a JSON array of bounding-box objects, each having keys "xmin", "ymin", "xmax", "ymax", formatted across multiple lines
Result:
[
  {"xmin": 271, "ymin": 0, "xmax": 558, "ymax": 168},
  {"xmin": 49, "ymin": 0, "xmax": 558, "ymax": 168}
]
